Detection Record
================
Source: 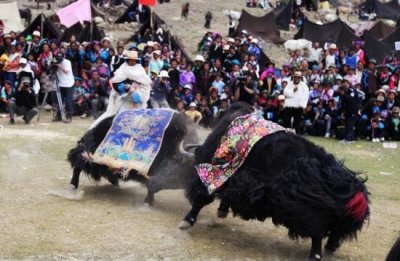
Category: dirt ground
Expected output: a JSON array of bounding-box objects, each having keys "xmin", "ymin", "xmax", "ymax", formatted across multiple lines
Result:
[{"xmin": 0, "ymin": 112, "xmax": 399, "ymax": 261}]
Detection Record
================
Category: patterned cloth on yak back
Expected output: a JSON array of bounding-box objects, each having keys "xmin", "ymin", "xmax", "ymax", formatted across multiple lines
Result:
[
  {"xmin": 196, "ymin": 112, "xmax": 289, "ymax": 194},
  {"xmin": 93, "ymin": 109, "xmax": 174, "ymax": 178}
]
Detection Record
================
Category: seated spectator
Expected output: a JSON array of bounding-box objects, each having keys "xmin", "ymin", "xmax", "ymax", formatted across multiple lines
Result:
[
  {"xmin": 94, "ymin": 57, "xmax": 110, "ymax": 79},
  {"xmin": 386, "ymin": 107, "xmax": 400, "ymax": 141},
  {"xmin": 199, "ymin": 96, "xmax": 213, "ymax": 128},
  {"xmin": 8, "ymin": 80, "xmax": 38, "ymax": 124},
  {"xmin": 211, "ymin": 72, "xmax": 225, "ymax": 96},
  {"xmin": 185, "ymin": 102, "xmax": 202, "ymax": 124},
  {"xmin": 0, "ymin": 81, "xmax": 14, "ymax": 112},
  {"xmin": 215, "ymin": 99, "xmax": 229, "ymax": 121},
  {"xmin": 369, "ymin": 112, "xmax": 385, "ymax": 142},
  {"xmin": 181, "ymin": 84, "xmax": 193, "ymax": 107},
  {"xmin": 72, "ymin": 77, "xmax": 90, "ymax": 118},
  {"xmin": 263, "ymin": 96, "xmax": 278, "ymax": 122}
]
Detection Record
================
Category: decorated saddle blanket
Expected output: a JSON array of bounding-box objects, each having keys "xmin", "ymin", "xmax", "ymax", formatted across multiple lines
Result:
[
  {"xmin": 93, "ymin": 109, "xmax": 174, "ymax": 178},
  {"xmin": 196, "ymin": 112, "xmax": 289, "ymax": 194}
]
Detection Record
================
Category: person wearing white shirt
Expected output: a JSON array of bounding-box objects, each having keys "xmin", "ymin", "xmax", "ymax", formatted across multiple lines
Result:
[
  {"xmin": 55, "ymin": 52, "xmax": 75, "ymax": 123},
  {"xmin": 283, "ymin": 71, "xmax": 310, "ymax": 133}
]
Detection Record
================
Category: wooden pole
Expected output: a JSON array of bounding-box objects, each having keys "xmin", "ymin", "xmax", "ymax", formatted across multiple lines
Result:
[{"xmin": 90, "ymin": 19, "xmax": 93, "ymax": 42}]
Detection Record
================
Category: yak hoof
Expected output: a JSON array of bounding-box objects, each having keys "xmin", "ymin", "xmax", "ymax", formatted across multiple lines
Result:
[
  {"xmin": 69, "ymin": 184, "xmax": 77, "ymax": 191},
  {"xmin": 217, "ymin": 209, "xmax": 228, "ymax": 218},
  {"xmin": 178, "ymin": 220, "xmax": 192, "ymax": 230},
  {"xmin": 308, "ymin": 254, "xmax": 322, "ymax": 261}
]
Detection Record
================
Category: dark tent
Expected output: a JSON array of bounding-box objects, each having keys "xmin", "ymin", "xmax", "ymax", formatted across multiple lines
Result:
[
  {"xmin": 368, "ymin": 21, "xmax": 394, "ymax": 40},
  {"xmin": 129, "ymin": 13, "xmax": 192, "ymax": 63},
  {"xmin": 274, "ymin": 0, "xmax": 292, "ymax": 30},
  {"xmin": 382, "ymin": 25, "xmax": 400, "ymax": 46},
  {"xmin": 77, "ymin": 22, "xmax": 105, "ymax": 42},
  {"xmin": 363, "ymin": 31, "xmax": 399, "ymax": 64},
  {"xmin": 294, "ymin": 18, "xmax": 341, "ymax": 44},
  {"xmin": 337, "ymin": 22, "xmax": 357, "ymax": 49},
  {"xmin": 20, "ymin": 14, "xmax": 60, "ymax": 39},
  {"xmin": 115, "ymin": 0, "xmax": 150, "ymax": 24},
  {"xmin": 236, "ymin": 9, "xmax": 284, "ymax": 44},
  {"xmin": 358, "ymin": 0, "xmax": 400, "ymax": 20},
  {"xmin": 59, "ymin": 22, "xmax": 83, "ymax": 42},
  {"xmin": 294, "ymin": 18, "xmax": 357, "ymax": 48}
]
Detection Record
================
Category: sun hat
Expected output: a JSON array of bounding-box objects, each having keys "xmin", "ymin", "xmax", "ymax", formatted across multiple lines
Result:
[
  {"xmin": 184, "ymin": 84, "xmax": 192, "ymax": 90},
  {"xmin": 32, "ymin": 31, "xmax": 41, "ymax": 37},
  {"xmin": 189, "ymin": 102, "xmax": 197, "ymax": 107},
  {"xmin": 278, "ymin": 94, "xmax": 286, "ymax": 101},
  {"xmin": 195, "ymin": 54, "xmax": 205, "ymax": 62},
  {"xmin": 19, "ymin": 58, "xmax": 27, "ymax": 64},
  {"xmin": 126, "ymin": 50, "xmax": 139, "ymax": 60},
  {"xmin": 158, "ymin": 70, "xmax": 169, "ymax": 78},
  {"xmin": 293, "ymin": 71, "xmax": 302, "ymax": 77}
]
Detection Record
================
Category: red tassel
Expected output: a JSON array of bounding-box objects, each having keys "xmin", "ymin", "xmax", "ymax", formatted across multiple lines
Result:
[{"xmin": 346, "ymin": 192, "xmax": 368, "ymax": 222}]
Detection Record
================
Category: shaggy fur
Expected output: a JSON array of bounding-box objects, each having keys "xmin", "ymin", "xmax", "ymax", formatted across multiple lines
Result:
[
  {"xmin": 67, "ymin": 112, "xmax": 198, "ymax": 205},
  {"xmin": 386, "ymin": 237, "xmax": 400, "ymax": 261},
  {"xmin": 183, "ymin": 102, "xmax": 370, "ymax": 260}
]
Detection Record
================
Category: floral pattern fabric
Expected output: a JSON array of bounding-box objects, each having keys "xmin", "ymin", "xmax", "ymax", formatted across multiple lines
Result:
[
  {"xmin": 93, "ymin": 109, "xmax": 174, "ymax": 178},
  {"xmin": 196, "ymin": 112, "xmax": 288, "ymax": 194}
]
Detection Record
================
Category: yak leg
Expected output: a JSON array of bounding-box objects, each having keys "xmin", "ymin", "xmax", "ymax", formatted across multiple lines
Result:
[
  {"xmin": 144, "ymin": 190, "xmax": 155, "ymax": 206},
  {"xmin": 179, "ymin": 196, "xmax": 214, "ymax": 229},
  {"xmin": 325, "ymin": 230, "xmax": 341, "ymax": 254},
  {"xmin": 70, "ymin": 167, "xmax": 81, "ymax": 189},
  {"xmin": 309, "ymin": 237, "xmax": 323, "ymax": 261},
  {"xmin": 217, "ymin": 199, "xmax": 230, "ymax": 218}
]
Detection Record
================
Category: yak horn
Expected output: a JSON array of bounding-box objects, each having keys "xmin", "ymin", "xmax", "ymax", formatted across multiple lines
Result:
[
  {"xmin": 183, "ymin": 144, "xmax": 202, "ymax": 151},
  {"xmin": 179, "ymin": 141, "xmax": 195, "ymax": 158}
]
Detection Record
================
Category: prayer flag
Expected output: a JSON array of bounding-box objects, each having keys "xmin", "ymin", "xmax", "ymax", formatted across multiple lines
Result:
[{"xmin": 57, "ymin": 0, "xmax": 92, "ymax": 28}]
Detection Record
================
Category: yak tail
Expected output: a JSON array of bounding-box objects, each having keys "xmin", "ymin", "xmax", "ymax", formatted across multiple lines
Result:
[{"xmin": 346, "ymin": 191, "xmax": 368, "ymax": 222}]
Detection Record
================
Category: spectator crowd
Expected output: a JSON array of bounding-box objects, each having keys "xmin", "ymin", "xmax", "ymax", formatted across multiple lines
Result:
[{"xmin": 0, "ymin": 26, "xmax": 399, "ymax": 143}]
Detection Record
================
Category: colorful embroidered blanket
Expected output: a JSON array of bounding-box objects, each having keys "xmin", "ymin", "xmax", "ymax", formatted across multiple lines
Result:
[
  {"xmin": 93, "ymin": 109, "xmax": 174, "ymax": 178},
  {"xmin": 196, "ymin": 112, "xmax": 288, "ymax": 194}
]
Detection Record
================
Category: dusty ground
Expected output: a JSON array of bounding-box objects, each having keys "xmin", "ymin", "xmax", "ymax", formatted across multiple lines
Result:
[{"xmin": 0, "ymin": 112, "xmax": 399, "ymax": 260}]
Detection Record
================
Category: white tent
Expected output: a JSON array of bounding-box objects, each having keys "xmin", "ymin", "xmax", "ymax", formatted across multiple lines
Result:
[{"xmin": 0, "ymin": 0, "xmax": 23, "ymax": 33}]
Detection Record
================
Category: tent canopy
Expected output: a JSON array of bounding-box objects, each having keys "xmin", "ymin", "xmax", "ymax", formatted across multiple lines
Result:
[
  {"xmin": 382, "ymin": 26, "xmax": 400, "ymax": 46},
  {"xmin": 20, "ymin": 14, "xmax": 60, "ymax": 39},
  {"xmin": 236, "ymin": 9, "xmax": 284, "ymax": 44},
  {"xmin": 363, "ymin": 31, "xmax": 399, "ymax": 64},
  {"xmin": 60, "ymin": 22, "xmax": 84, "ymax": 42},
  {"xmin": 368, "ymin": 21, "xmax": 394, "ymax": 40},
  {"xmin": 0, "ymin": 0, "xmax": 23, "ymax": 33},
  {"xmin": 77, "ymin": 21, "xmax": 105, "ymax": 42},
  {"xmin": 294, "ymin": 18, "xmax": 357, "ymax": 49},
  {"xmin": 358, "ymin": 0, "xmax": 400, "ymax": 20},
  {"xmin": 274, "ymin": 0, "xmax": 292, "ymax": 30}
]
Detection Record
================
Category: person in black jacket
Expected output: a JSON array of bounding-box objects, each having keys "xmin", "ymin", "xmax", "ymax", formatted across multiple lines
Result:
[
  {"xmin": 340, "ymin": 82, "xmax": 364, "ymax": 143},
  {"xmin": 8, "ymin": 80, "xmax": 39, "ymax": 124}
]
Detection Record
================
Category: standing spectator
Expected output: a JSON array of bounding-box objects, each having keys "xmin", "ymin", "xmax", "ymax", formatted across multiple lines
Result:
[
  {"xmin": 55, "ymin": 52, "xmax": 75, "ymax": 123},
  {"xmin": 90, "ymin": 70, "xmax": 109, "ymax": 119},
  {"xmin": 283, "ymin": 71, "xmax": 310, "ymax": 133},
  {"xmin": 340, "ymin": 82, "xmax": 363, "ymax": 143},
  {"xmin": 110, "ymin": 45, "xmax": 126, "ymax": 74},
  {"xmin": 204, "ymin": 11, "xmax": 212, "ymax": 29},
  {"xmin": 179, "ymin": 63, "xmax": 196, "ymax": 89},
  {"xmin": 147, "ymin": 50, "xmax": 164, "ymax": 76},
  {"xmin": 151, "ymin": 70, "xmax": 171, "ymax": 108},
  {"xmin": 361, "ymin": 58, "xmax": 379, "ymax": 100}
]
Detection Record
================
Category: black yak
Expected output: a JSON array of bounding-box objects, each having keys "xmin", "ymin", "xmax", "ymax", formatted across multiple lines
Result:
[
  {"xmin": 386, "ymin": 237, "xmax": 400, "ymax": 261},
  {"xmin": 180, "ymin": 102, "xmax": 370, "ymax": 261},
  {"xmin": 67, "ymin": 111, "xmax": 198, "ymax": 206}
]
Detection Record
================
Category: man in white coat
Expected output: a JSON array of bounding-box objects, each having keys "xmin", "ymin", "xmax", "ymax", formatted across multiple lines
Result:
[
  {"xmin": 283, "ymin": 71, "xmax": 310, "ymax": 133},
  {"xmin": 89, "ymin": 50, "xmax": 152, "ymax": 129}
]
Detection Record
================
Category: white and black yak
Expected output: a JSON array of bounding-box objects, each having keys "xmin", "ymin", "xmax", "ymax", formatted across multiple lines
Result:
[
  {"xmin": 67, "ymin": 111, "xmax": 198, "ymax": 205},
  {"xmin": 179, "ymin": 102, "xmax": 370, "ymax": 261}
]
